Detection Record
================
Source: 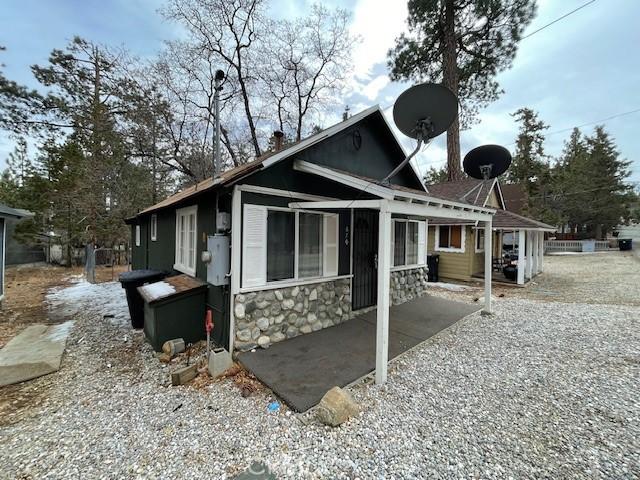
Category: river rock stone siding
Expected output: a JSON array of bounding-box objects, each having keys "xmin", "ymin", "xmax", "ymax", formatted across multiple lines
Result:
[
  {"xmin": 234, "ymin": 278, "xmax": 351, "ymax": 349},
  {"xmin": 390, "ymin": 267, "xmax": 429, "ymax": 306}
]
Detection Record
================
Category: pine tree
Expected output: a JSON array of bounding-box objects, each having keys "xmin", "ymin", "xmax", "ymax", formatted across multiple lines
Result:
[
  {"xmin": 506, "ymin": 108, "xmax": 554, "ymax": 222},
  {"xmin": 388, "ymin": 0, "xmax": 537, "ymax": 180}
]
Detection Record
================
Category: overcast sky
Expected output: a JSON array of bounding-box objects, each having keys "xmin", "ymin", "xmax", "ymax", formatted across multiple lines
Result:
[{"xmin": 1, "ymin": 0, "xmax": 638, "ymax": 185}]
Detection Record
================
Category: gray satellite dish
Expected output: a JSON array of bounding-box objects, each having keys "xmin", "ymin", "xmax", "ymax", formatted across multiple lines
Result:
[
  {"xmin": 382, "ymin": 83, "xmax": 458, "ymax": 183},
  {"xmin": 463, "ymin": 144, "xmax": 512, "ymax": 180}
]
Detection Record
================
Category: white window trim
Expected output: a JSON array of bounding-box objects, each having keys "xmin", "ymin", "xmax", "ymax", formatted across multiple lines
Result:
[
  {"xmin": 435, "ymin": 225, "xmax": 466, "ymax": 253},
  {"xmin": 174, "ymin": 205, "xmax": 198, "ymax": 276},
  {"xmin": 150, "ymin": 214, "xmax": 157, "ymax": 241},
  {"xmin": 474, "ymin": 228, "xmax": 485, "ymax": 253},
  {"xmin": 241, "ymin": 204, "xmax": 340, "ymax": 288},
  {"xmin": 135, "ymin": 225, "xmax": 141, "ymax": 247},
  {"xmin": 391, "ymin": 219, "xmax": 427, "ymax": 268}
]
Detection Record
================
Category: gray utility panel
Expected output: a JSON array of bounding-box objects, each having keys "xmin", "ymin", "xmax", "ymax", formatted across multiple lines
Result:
[{"xmin": 206, "ymin": 235, "xmax": 230, "ymax": 286}]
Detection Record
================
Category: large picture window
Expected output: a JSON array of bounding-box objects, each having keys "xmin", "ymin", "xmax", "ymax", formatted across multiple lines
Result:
[
  {"xmin": 436, "ymin": 225, "xmax": 465, "ymax": 252},
  {"xmin": 242, "ymin": 205, "xmax": 339, "ymax": 288},
  {"xmin": 175, "ymin": 205, "xmax": 197, "ymax": 276},
  {"xmin": 392, "ymin": 219, "xmax": 426, "ymax": 268}
]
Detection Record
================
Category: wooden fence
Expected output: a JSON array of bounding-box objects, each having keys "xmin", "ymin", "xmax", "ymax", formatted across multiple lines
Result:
[{"xmin": 544, "ymin": 240, "xmax": 614, "ymax": 253}]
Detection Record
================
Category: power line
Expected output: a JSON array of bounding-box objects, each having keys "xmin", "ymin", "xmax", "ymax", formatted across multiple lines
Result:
[
  {"xmin": 521, "ymin": 0, "xmax": 597, "ymax": 40},
  {"xmin": 505, "ymin": 107, "xmax": 640, "ymax": 147}
]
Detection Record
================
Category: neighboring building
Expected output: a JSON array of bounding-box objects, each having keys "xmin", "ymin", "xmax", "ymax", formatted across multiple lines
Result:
[
  {"xmin": 4, "ymin": 209, "xmax": 47, "ymax": 265},
  {"xmin": 500, "ymin": 183, "xmax": 527, "ymax": 216},
  {"xmin": 0, "ymin": 203, "xmax": 26, "ymax": 302},
  {"xmin": 614, "ymin": 223, "xmax": 640, "ymax": 248},
  {"xmin": 125, "ymin": 105, "xmax": 496, "ymax": 377},
  {"xmin": 427, "ymin": 178, "xmax": 555, "ymax": 285}
]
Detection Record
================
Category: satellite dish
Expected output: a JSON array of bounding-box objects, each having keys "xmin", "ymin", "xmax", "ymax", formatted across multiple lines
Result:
[
  {"xmin": 382, "ymin": 83, "xmax": 458, "ymax": 183},
  {"xmin": 463, "ymin": 144, "xmax": 512, "ymax": 180},
  {"xmin": 393, "ymin": 83, "xmax": 458, "ymax": 140}
]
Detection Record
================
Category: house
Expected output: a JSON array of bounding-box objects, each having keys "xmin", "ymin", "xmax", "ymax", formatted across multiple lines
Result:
[
  {"xmin": 125, "ymin": 106, "xmax": 496, "ymax": 384},
  {"xmin": 0, "ymin": 203, "xmax": 26, "ymax": 303},
  {"xmin": 426, "ymin": 178, "xmax": 556, "ymax": 285}
]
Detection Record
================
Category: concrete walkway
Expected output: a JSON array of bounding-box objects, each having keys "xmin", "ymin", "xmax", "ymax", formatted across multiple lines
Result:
[
  {"xmin": 239, "ymin": 295, "xmax": 479, "ymax": 411},
  {"xmin": 0, "ymin": 321, "xmax": 73, "ymax": 387}
]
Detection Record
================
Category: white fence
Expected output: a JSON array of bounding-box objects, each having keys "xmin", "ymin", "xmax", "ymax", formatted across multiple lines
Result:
[{"xmin": 544, "ymin": 240, "xmax": 614, "ymax": 253}]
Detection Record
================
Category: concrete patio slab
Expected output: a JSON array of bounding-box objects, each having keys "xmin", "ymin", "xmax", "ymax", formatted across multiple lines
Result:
[
  {"xmin": 0, "ymin": 321, "xmax": 73, "ymax": 387},
  {"xmin": 238, "ymin": 295, "xmax": 479, "ymax": 412}
]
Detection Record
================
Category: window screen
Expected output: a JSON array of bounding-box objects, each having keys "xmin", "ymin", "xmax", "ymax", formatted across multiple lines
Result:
[
  {"xmin": 298, "ymin": 212, "xmax": 323, "ymax": 278},
  {"xmin": 394, "ymin": 221, "xmax": 406, "ymax": 266},
  {"xmin": 267, "ymin": 210, "xmax": 295, "ymax": 281},
  {"xmin": 450, "ymin": 226, "xmax": 462, "ymax": 248},
  {"xmin": 407, "ymin": 222, "xmax": 418, "ymax": 264},
  {"xmin": 439, "ymin": 226, "xmax": 450, "ymax": 248}
]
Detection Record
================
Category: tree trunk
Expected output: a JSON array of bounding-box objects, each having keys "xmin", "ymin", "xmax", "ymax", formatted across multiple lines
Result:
[{"xmin": 442, "ymin": 0, "xmax": 462, "ymax": 181}]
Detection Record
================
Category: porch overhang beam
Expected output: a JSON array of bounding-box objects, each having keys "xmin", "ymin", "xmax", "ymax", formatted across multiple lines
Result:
[
  {"xmin": 288, "ymin": 200, "xmax": 383, "ymax": 210},
  {"xmin": 290, "ymin": 199, "xmax": 493, "ymax": 223}
]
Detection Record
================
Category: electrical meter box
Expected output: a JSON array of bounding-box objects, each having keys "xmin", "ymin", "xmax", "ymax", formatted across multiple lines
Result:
[
  {"xmin": 206, "ymin": 234, "xmax": 230, "ymax": 285},
  {"xmin": 216, "ymin": 211, "xmax": 230, "ymax": 231}
]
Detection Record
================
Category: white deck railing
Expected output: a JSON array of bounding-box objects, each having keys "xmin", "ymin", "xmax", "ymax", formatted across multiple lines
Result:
[{"xmin": 544, "ymin": 240, "xmax": 614, "ymax": 252}]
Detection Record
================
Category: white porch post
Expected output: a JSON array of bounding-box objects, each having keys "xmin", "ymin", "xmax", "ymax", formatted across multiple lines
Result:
[
  {"xmin": 483, "ymin": 220, "xmax": 492, "ymax": 314},
  {"xmin": 375, "ymin": 201, "xmax": 391, "ymax": 385},
  {"xmin": 517, "ymin": 230, "xmax": 525, "ymax": 285},
  {"xmin": 532, "ymin": 232, "xmax": 539, "ymax": 276},
  {"xmin": 539, "ymin": 232, "xmax": 545, "ymax": 272},
  {"xmin": 526, "ymin": 231, "xmax": 533, "ymax": 279}
]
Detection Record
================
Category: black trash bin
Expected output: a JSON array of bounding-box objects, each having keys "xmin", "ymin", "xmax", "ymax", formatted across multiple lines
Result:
[
  {"xmin": 427, "ymin": 254, "xmax": 440, "ymax": 282},
  {"xmin": 119, "ymin": 269, "xmax": 168, "ymax": 328},
  {"xmin": 618, "ymin": 238, "xmax": 633, "ymax": 251}
]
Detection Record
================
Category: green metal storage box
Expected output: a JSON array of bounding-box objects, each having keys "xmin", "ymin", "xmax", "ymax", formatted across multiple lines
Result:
[{"xmin": 138, "ymin": 275, "xmax": 208, "ymax": 352}]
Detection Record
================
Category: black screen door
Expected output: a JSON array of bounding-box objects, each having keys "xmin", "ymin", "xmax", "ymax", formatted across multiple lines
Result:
[{"xmin": 352, "ymin": 210, "xmax": 378, "ymax": 310}]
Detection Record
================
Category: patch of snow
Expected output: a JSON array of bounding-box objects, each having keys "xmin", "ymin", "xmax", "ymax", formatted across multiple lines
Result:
[
  {"xmin": 139, "ymin": 281, "xmax": 176, "ymax": 301},
  {"xmin": 45, "ymin": 321, "xmax": 75, "ymax": 341},
  {"xmin": 547, "ymin": 251, "xmax": 609, "ymax": 256},
  {"xmin": 424, "ymin": 282, "xmax": 471, "ymax": 292},
  {"xmin": 46, "ymin": 280, "xmax": 130, "ymax": 327}
]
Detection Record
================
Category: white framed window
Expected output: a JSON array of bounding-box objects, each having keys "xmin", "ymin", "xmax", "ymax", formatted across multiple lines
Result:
[
  {"xmin": 174, "ymin": 205, "xmax": 198, "ymax": 276},
  {"xmin": 391, "ymin": 219, "xmax": 426, "ymax": 268},
  {"xmin": 435, "ymin": 225, "xmax": 466, "ymax": 253},
  {"xmin": 150, "ymin": 214, "xmax": 157, "ymax": 241},
  {"xmin": 475, "ymin": 228, "xmax": 485, "ymax": 253},
  {"xmin": 241, "ymin": 204, "xmax": 339, "ymax": 288},
  {"xmin": 135, "ymin": 225, "xmax": 141, "ymax": 247}
]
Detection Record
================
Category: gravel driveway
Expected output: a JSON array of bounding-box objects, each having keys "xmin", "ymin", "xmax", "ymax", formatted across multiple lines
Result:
[{"xmin": 1, "ymin": 268, "xmax": 638, "ymax": 479}]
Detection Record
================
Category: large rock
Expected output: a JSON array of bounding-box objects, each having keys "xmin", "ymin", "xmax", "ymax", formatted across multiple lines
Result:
[
  {"xmin": 256, "ymin": 317, "xmax": 269, "ymax": 331},
  {"xmin": 282, "ymin": 298, "xmax": 295, "ymax": 310},
  {"xmin": 234, "ymin": 303, "xmax": 246, "ymax": 319},
  {"xmin": 316, "ymin": 387, "xmax": 360, "ymax": 427}
]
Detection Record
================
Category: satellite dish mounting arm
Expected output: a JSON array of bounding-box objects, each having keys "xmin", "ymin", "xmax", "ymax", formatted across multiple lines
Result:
[{"xmin": 381, "ymin": 118, "xmax": 434, "ymax": 185}]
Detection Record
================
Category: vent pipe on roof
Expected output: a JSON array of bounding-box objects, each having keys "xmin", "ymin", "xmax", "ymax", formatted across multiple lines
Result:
[{"xmin": 213, "ymin": 69, "xmax": 225, "ymax": 178}]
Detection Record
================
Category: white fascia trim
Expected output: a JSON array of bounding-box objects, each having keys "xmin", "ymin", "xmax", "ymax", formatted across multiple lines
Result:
[
  {"xmin": 239, "ymin": 274, "xmax": 353, "ymax": 294},
  {"xmin": 493, "ymin": 179, "xmax": 507, "ymax": 210},
  {"xmin": 375, "ymin": 105, "xmax": 427, "ymax": 192},
  {"xmin": 294, "ymin": 160, "xmax": 496, "ymax": 216},
  {"xmin": 237, "ymin": 184, "xmax": 337, "ymax": 202},
  {"xmin": 434, "ymin": 225, "xmax": 466, "ymax": 253},
  {"xmin": 261, "ymin": 106, "xmax": 380, "ymax": 169}
]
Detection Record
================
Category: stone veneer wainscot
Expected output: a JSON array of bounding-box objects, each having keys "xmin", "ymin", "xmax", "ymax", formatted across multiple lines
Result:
[
  {"xmin": 234, "ymin": 278, "xmax": 352, "ymax": 349},
  {"xmin": 390, "ymin": 267, "xmax": 429, "ymax": 306}
]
